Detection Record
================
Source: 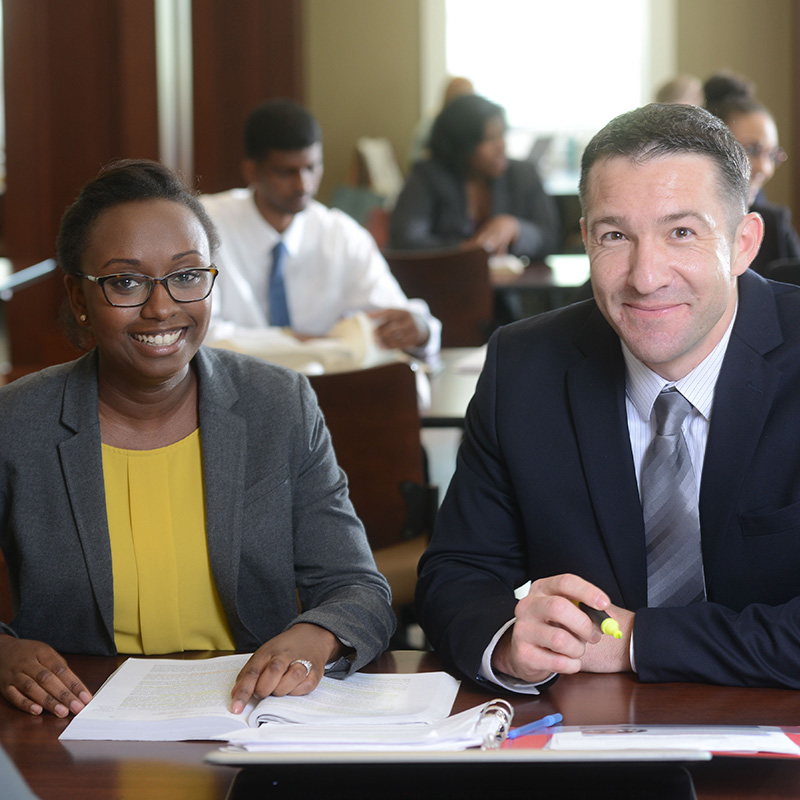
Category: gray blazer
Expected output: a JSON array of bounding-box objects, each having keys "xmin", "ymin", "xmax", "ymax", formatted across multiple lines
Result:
[{"xmin": 0, "ymin": 346, "xmax": 394, "ymax": 673}]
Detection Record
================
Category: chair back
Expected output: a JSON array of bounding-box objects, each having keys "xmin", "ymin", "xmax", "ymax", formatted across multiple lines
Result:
[
  {"xmin": 308, "ymin": 362, "xmax": 436, "ymax": 552},
  {"xmin": 383, "ymin": 247, "xmax": 493, "ymax": 347}
]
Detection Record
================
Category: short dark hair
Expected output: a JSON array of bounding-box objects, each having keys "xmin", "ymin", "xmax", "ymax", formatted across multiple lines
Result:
[
  {"xmin": 428, "ymin": 94, "xmax": 505, "ymax": 176},
  {"xmin": 579, "ymin": 103, "xmax": 750, "ymax": 222},
  {"xmin": 703, "ymin": 71, "xmax": 768, "ymax": 124},
  {"xmin": 244, "ymin": 99, "xmax": 322, "ymax": 161},
  {"xmin": 56, "ymin": 158, "xmax": 219, "ymax": 276}
]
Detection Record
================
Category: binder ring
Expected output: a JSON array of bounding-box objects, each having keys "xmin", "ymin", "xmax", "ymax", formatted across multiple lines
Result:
[{"xmin": 480, "ymin": 698, "xmax": 515, "ymax": 749}]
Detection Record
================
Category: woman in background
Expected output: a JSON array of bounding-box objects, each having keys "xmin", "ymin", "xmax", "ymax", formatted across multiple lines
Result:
[
  {"xmin": 704, "ymin": 72, "xmax": 800, "ymax": 276},
  {"xmin": 0, "ymin": 160, "xmax": 394, "ymax": 718},
  {"xmin": 390, "ymin": 94, "xmax": 560, "ymax": 260}
]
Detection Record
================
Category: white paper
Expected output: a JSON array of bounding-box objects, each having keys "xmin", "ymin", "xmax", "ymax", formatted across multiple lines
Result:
[
  {"xmin": 549, "ymin": 725, "xmax": 800, "ymax": 756},
  {"xmin": 250, "ymin": 670, "xmax": 458, "ymax": 726},
  {"xmin": 219, "ymin": 702, "xmax": 501, "ymax": 751}
]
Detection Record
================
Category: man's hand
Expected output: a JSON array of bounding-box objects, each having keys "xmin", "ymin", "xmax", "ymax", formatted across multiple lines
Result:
[
  {"xmin": 230, "ymin": 623, "xmax": 346, "ymax": 714},
  {"xmin": 464, "ymin": 214, "xmax": 520, "ymax": 254},
  {"xmin": 0, "ymin": 635, "xmax": 92, "ymax": 717},
  {"xmin": 491, "ymin": 574, "xmax": 633, "ymax": 683},
  {"xmin": 369, "ymin": 309, "xmax": 429, "ymax": 350}
]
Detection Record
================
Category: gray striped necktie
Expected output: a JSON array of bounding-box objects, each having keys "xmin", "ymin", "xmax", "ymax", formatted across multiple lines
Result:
[{"xmin": 641, "ymin": 388, "xmax": 706, "ymax": 607}]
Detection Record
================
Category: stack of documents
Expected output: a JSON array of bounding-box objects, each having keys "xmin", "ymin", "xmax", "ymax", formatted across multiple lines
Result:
[{"xmin": 59, "ymin": 654, "xmax": 506, "ymax": 750}]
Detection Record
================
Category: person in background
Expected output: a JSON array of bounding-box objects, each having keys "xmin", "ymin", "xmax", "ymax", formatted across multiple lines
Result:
[
  {"xmin": 406, "ymin": 75, "xmax": 475, "ymax": 169},
  {"xmin": 704, "ymin": 71, "xmax": 800, "ymax": 276},
  {"xmin": 0, "ymin": 159, "xmax": 394, "ymax": 718},
  {"xmin": 654, "ymin": 75, "xmax": 704, "ymax": 106},
  {"xmin": 417, "ymin": 102, "xmax": 800, "ymax": 692},
  {"xmin": 389, "ymin": 94, "xmax": 560, "ymax": 261},
  {"xmin": 202, "ymin": 100, "xmax": 440, "ymax": 356}
]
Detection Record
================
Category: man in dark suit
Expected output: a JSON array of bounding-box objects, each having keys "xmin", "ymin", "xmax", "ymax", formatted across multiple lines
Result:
[{"xmin": 416, "ymin": 103, "xmax": 800, "ymax": 691}]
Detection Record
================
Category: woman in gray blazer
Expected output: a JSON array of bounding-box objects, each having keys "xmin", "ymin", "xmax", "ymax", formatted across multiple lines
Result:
[{"xmin": 0, "ymin": 160, "xmax": 394, "ymax": 719}]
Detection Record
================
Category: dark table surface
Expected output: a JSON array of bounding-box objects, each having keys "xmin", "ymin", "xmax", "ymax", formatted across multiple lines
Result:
[{"xmin": 3, "ymin": 649, "xmax": 800, "ymax": 799}]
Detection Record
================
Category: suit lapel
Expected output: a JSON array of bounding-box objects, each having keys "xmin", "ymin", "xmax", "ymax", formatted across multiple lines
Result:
[
  {"xmin": 567, "ymin": 308, "xmax": 649, "ymax": 607},
  {"xmin": 58, "ymin": 352, "xmax": 115, "ymax": 646},
  {"xmin": 699, "ymin": 271, "xmax": 784, "ymax": 580},
  {"xmin": 193, "ymin": 348, "xmax": 249, "ymax": 639}
]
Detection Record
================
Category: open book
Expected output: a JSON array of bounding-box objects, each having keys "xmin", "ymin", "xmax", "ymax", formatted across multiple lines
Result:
[{"xmin": 59, "ymin": 654, "xmax": 460, "ymax": 742}]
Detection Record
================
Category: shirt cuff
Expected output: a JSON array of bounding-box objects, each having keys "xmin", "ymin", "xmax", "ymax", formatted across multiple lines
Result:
[{"xmin": 478, "ymin": 618, "xmax": 556, "ymax": 695}]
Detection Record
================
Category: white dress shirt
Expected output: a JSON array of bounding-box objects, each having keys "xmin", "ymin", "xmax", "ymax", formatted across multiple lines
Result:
[
  {"xmin": 201, "ymin": 188, "xmax": 440, "ymax": 355},
  {"xmin": 480, "ymin": 304, "xmax": 738, "ymax": 693}
]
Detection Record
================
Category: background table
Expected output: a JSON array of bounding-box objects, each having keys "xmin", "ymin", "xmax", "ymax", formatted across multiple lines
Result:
[
  {"xmin": 2, "ymin": 650, "xmax": 800, "ymax": 799},
  {"xmin": 423, "ymin": 347, "xmax": 483, "ymax": 428},
  {"xmin": 493, "ymin": 253, "xmax": 591, "ymax": 320}
]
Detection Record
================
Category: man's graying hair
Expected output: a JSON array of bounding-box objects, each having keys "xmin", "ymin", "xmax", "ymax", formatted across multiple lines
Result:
[{"xmin": 579, "ymin": 103, "xmax": 751, "ymax": 224}]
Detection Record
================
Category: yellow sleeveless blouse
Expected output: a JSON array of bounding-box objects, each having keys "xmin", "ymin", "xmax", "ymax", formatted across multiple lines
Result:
[{"xmin": 101, "ymin": 430, "xmax": 235, "ymax": 654}]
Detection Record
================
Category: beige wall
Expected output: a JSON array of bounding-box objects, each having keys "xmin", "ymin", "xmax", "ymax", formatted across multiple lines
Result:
[
  {"xmin": 675, "ymin": 0, "xmax": 795, "ymax": 212},
  {"xmin": 303, "ymin": 0, "xmax": 421, "ymax": 204}
]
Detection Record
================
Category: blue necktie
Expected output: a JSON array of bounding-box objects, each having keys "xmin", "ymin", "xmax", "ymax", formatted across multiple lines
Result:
[{"xmin": 268, "ymin": 241, "xmax": 291, "ymax": 327}]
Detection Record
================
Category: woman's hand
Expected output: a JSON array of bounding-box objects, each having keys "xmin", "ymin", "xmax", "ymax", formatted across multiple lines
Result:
[
  {"xmin": 0, "ymin": 634, "xmax": 92, "ymax": 717},
  {"xmin": 466, "ymin": 214, "xmax": 521, "ymax": 254},
  {"xmin": 230, "ymin": 623, "xmax": 346, "ymax": 714}
]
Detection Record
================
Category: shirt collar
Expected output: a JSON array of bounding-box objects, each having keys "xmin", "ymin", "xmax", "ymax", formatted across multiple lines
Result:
[
  {"xmin": 623, "ymin": 299, "xmax": 738, "ymax": 423},
  {"xmin": 247, "ymin": 187, "xmax": 307, "ymax": 258}
]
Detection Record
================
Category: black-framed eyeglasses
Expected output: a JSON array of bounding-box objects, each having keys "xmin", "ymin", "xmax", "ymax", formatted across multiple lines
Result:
[
  {"xmin": 75, "ymin": 267, "xmax": 218, "ymax": 308},
  {"xmin": 741, "ymin": 143, "xmax": 788, "ymax": 166}
]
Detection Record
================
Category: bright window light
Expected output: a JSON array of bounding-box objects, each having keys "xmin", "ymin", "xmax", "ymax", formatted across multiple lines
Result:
[{"xmin": 445, "ymin": 0, "xmax": 649, "ymax": 171}]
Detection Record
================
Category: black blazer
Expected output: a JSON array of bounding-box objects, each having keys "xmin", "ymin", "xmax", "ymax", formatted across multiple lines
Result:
[
  {"xmin": 389, "ymin": 158, "xmax": 560, "ymax": 259},
  {"xmin": 416, "ymin": 269, "xmax": 800, "ymax": 688},
  {"xmin": 749, "ymin": 201, "xmax": 800, "ymax": 276}
]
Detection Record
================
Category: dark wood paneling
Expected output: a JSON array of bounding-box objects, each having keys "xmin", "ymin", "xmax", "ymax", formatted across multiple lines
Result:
[
  {"xmin": 192, "ymin": 0, "xmax": 304, "ymax": 193},
  {"xmin": 2, "ymin": 0, "xmax": 159, "ymax": 376}
]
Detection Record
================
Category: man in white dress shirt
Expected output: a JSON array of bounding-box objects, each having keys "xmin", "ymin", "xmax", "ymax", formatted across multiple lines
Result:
[{"xmin": 201, "ymin": 100, "xmax": 439, "ymax": 355}]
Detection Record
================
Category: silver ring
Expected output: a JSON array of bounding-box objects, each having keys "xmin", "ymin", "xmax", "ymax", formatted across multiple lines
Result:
[{"xmin": 290, "ymin": 659, "xmax": 313, "ymax": 678}]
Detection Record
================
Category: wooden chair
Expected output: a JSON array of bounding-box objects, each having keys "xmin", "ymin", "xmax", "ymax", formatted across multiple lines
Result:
[
  {"xmin": 308, "ymin": 362, "xmax": 437, "ymax": 633},
  {"xmin": 383, "ymin": 247, "xmax": 494, "ymax": 347}
]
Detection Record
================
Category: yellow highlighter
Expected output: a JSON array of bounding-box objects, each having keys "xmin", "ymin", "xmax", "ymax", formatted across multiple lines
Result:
[{"xmin": 577, "ymin": 602, "xmax": 623, "ymax": 639}]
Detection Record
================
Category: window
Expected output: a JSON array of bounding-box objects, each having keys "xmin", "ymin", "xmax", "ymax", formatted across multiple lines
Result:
[{"xmin": 444, "ymin": 0, "xmax": 655, "ymax": 184}]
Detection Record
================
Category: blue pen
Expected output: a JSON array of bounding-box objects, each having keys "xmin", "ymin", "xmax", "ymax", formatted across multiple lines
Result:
[{"xmin": 507, "ymin": 712, "xmax": 563, "ymax": 740}]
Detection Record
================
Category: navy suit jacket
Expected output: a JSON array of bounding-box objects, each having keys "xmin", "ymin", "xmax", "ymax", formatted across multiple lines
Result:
[{"xmin": 416, "ymin": 269, "xmax": 800, "ymax": 688}]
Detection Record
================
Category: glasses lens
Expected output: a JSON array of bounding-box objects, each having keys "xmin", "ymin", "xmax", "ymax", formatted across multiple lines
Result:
[
  {"xmin": 104, "ymin": 275, "xmax": 150, "ymax": 306},
  {"xmin": 167, "ymin": 269, "xmax": 215, "ymax": 301}
]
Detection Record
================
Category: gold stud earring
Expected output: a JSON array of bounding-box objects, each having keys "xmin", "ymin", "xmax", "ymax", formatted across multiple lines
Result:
[{"xmin": 79, "ymin": 314, "xmax": 87, "ymax": 323}]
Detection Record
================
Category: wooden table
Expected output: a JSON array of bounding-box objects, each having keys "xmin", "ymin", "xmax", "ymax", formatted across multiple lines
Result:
[{"xmin": 3, "ymin": 650, "xmax": 800, "ymax": 799}]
